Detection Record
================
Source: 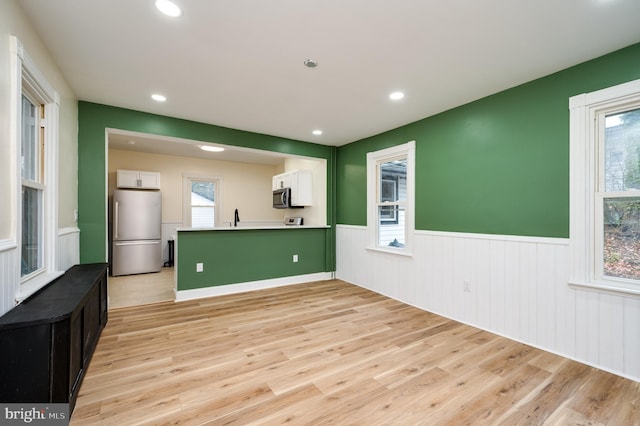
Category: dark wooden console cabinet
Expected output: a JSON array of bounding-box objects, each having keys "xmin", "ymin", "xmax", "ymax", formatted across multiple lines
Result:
[{"xmin": 0, "ymin": 263, "xmax": 108, "ymax": 413}]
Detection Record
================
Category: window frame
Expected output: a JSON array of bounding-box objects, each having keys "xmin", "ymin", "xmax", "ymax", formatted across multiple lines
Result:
[
  {"xmin": 11, "ymin": 36, "xmax": 61, "ymax": 302},
  {"xmin": 366, "ymin": 140, "xmax": 415, "ymax": 256},
  {"xmin": 20, "ymin": 90, "xmax": 45, "ymax": 279},
  {"xmin": 569, "ymin": 78, "xmax": 640, "ymax": 297},
  {"xmin": 182, "ymin": 174, "xmax": 222, "ymax": 229}
]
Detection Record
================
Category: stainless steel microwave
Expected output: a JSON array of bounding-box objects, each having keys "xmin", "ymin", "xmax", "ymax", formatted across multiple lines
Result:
[{"xmin": 273, "ymin": 187, "xmax": 291, "ymax": 209}]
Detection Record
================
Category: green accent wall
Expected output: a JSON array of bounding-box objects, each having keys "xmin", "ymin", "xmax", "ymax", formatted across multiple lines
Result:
[
  {"xmin": 177, "ymin": 228, "xmax": 327, "ymax": 290},
  {"xmin": 78, "ymin": 102, "xmax": 336, "ymax": 268},
  {"xmin": 336, "ymin": 43, "xmax": 640, "ymax": 238}
]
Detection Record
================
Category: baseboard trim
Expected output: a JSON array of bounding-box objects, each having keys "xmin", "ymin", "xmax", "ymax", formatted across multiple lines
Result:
[{"xmin": 175, "ymin": 272, "xmax": 334, "ymax": 302}]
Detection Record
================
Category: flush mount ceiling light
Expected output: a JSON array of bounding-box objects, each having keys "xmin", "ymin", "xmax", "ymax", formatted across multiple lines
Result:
[
  {"xmin": 155, "ymin": 0, "xmax": 182, "ymax": 17},
  {"xmin": 200, "ymin": 145, "xmax": 224, "ymax": 152},
  {"xmin": 151, "ymin": 93, "xmax": 167, "ymax": 102},
  {"xmin": 304, "ymin": 59, "xmax": 318, "ymax": 68},
  {"xmin": 389, "ymin": 91, "xmax": 405, "ymax": 100},
  {"xmin": 312, "ymin": 130, "xmax": 323, "ymax": 136}
]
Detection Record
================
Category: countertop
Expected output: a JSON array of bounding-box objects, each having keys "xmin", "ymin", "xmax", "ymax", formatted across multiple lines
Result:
[{"xmin": 177, "ymin": 225, "xmax": 330, "ymax": 232}]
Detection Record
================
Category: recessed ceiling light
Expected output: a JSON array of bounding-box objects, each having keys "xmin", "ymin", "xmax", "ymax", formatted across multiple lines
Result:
[
  {"xmin": 200, "ymin": 145, "xmax": 224, "ymax": 152},
  {"xmin": 155, "ymin": 0, "xmax": 182, "ymax": 17},
  {"xmin": 304, "ymin": 59, "xmax": 318, "ymax": 68},
  {"xmin": 389, "ymin": 91, "xmax": 405, "ymax": 100},
  {"xmin": 312, "ymin": 130, "xmax": 323, "ymax": 136},
  {"xmin": 151, "ymin": 94, "xmax": 167, "ymax": 102}
]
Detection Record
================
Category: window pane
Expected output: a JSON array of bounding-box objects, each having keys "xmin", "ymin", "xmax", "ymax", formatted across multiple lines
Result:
[
  {"xmin": 21, "ymin": 95, "xmax": 38, "ymax": 181},
  {"xmin": 380, "ymin": 159, "xmax": 406, "ymax": 202},
  {"xmin": 21, "ymin": 186, "xmax": 42, "ymax": 277},
  {"xmin": 603, "ymin": 197, "xmax": 640, "ymax": 281},
  {"xmin": 191, "ymin": 181, "xmax": 215, "ymax": 228},
  {"xmin": 378, "ymin": 158, "xmax": 407, "ymax": 248},
  {"xmin": 604, "ymin": 108, "xmax": 640, "ymax": 192},
  {"xmin": 378, "ymin": 205, "xmax": 405, "ymax": 247},
  {"xmin": 191, "ymin": 181, "xmax": 215, "ymax": 203},
  {"xmin": 192, "ymin": 206, "xmax": 215, "ymax": 228}
]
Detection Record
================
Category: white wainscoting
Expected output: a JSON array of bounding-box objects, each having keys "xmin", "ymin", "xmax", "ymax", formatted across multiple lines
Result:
[
  {"xmin": 336, "ymin": 225, "xmax": 640, "ymax": 382},
  {"xmin": 58, "ymin": 227, "xmax": 80, "ymax": 271},
  {"xmin": 0, "ymin": 228, "xmax": 80, "ymax": 317},
  {"xmin": 0, "ymin": 240, "xmax": 18, "ymax": 316}
]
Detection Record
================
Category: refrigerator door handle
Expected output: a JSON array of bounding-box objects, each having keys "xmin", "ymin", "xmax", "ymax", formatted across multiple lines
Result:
[
  {"xmin": 114, "ymin": 240, "xmax": 160, "ymax": 246},
  {"xmin": 114, "ymin": 201, "xmax": 119, "ymax": 240}
]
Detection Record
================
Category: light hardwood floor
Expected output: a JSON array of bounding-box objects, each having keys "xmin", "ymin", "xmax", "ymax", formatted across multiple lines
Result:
[
  {"xmin": 72, "ymin": 279, "xmax": 640, "ymax": 425},
  {"xmin": 108, "ymin": 267, "xmax": 175, "ymax": 308}
]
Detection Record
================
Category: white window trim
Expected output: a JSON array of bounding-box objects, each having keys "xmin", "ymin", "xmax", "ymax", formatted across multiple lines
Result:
[
  {"xmin": 366, "ymin": 140, "xmax": 415, "ymax": 256},
  {"xmin": 182, "ymin": 174, "xmax": 223, "ymax": 228},
  {"xmin": 569, "ymin": 78, "xmax": 640, "ymax": 297},
  {"xmin": 11, "ymin": 36, "xmax": 62, "ymax": 302}
]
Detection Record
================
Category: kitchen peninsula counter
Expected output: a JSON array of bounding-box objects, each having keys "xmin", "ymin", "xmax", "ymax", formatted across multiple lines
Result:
[
  {"xmin": 175, "ymin": 226, "xmax": 333, "ymax": 299},
  {"xmin": 177, "ymin": 224, "xmax": 330, "ymax": 231}
]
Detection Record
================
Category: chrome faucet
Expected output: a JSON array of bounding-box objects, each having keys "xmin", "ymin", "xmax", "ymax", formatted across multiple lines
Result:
[{"xmin": 234, "ymin": 209, "xmax": 240, "ymax": 227}]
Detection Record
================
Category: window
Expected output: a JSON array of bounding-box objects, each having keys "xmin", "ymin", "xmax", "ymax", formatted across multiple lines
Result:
[
  {"xmin": 190, "ymin": 180, "xmax": 216, "ymax": 228},
  {"xmin": 12, "ymin": 36, "xmax": 61, "ymax": 301},
  {"xmin": 183, "ymin": 175, "xmax": 221, "ymax": 228},
  {"xmin": 21, "ymin": 93, "xmax": 44, "ymax": 277},
  {"xmin": 599, "ymin": 108, "xmax": 640, "ymax": 282},
  {"xmin": 569, "ymin": 79, "xmax": 640, "ymax": 295},
  {"xmin": 367, "ymin": 141, "xmax": 415, "ymax": 255}
]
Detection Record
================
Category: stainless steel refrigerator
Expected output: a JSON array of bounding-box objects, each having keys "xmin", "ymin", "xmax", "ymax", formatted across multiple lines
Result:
[{"xmin": 111, "ymin": 189, "xmax": 162, "ymax": 276}]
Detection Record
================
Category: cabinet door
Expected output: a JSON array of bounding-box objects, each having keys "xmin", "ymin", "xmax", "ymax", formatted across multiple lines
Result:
[
  {"xmin": 116, "ymin": 170, "xmax": 140, "ymax": 188},
  {"xmin": 0, "ymin": 324, "xmax": 51, "ymax": 402},
  {"xmin": 139, "ymin": 171, "xmax": 161, "ymax": 189},
  {"xmin": 117, "ymin": 170, "xmax": 160, "ymax": 188},
  {"xmin": 99, "ymin": 273, "xmax": 108, "ymax": 326},
  {"xmin": 290, "ymin": 170, "xmax": 312, "ymax": 206},
  {"xmin": 83, "ymin": 285, "xmax": 100, "ymax": 362},
  {"xmin": 69, "ymin": 313, "xmax": 83, "ymax": 399},
  {"xmin": 281, "ymin": 172, "xmax": 292, "ymax": 189},
  {"xmin": 273, "ymin": 174, "xmax": 288, "ymax": 190}
]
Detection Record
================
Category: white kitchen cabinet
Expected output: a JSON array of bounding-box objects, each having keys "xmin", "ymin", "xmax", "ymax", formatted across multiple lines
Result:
[
  {"xmin": 272, "ymin": 172, "xmax": 292, "ymax": 191},
  {"xmin": 272, "ymin": 170, "xmax": 312, "ymax": 206},
  {"xmin": 272, "ymin": 175, "xmax": 282, "ymax": 190},
  {"xmin": 116, "ymin": 169, "xmax": 161, "ymax": 189},
  {"xmin": 290, "ymin": 170, "xmax": 312, "ymax": 206}
]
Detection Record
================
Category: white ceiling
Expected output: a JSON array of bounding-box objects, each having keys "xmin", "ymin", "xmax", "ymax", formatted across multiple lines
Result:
[
  {"xmin": 108, "ymin": 130, "xmax": 287, "ymax": 165},
  {"xmin": 19, "ymin": 0, "xmax": 640, "ymax": 147}
]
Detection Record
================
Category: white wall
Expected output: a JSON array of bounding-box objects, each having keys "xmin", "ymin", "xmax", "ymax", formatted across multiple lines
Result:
[
  {"xmin": 108, "ymin": 149, "xmax": 284, "ymax": 225},
  {"xmin": 109, "ymin": 149, "xmax": 289, "ymax": 264},
  {"xmin": 336, "ymin": 225, "xmax": 640, "ymax": 382},
  {"xmin": 0, "ymin": 1, "xmax": 78, "ymax": 316}
]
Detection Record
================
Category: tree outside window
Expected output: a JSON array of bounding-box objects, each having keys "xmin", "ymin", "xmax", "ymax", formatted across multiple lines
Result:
[{"xmin": 601, "ymin": 108, "xmax": 640, "ymax": 281}]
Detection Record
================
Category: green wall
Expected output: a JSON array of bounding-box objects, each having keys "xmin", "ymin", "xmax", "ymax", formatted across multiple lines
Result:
[
  {"xmin": 177, "ymin": 228, "xmax": 328, "ymax": 290},
  {"xmin": 336, "ymin": 42, "xmax": 640, "ymax": 238},
  {"xmin": 78, "ymin": 102, "xmax": 336, "ymax": 267}
]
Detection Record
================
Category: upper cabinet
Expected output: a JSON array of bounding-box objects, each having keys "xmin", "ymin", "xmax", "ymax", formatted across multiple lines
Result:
[
  {"xmin": 273, "ymin": 170, "xmax": 312, "ymax": 206},
  {"xmin": 116, "ymin": 169, "xmax": 161, "ymax": 189},
  {"xmin": 272, "ymin": 173, "xmax": 291, "ymax": 191}
]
